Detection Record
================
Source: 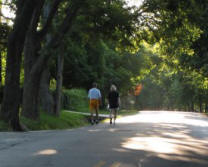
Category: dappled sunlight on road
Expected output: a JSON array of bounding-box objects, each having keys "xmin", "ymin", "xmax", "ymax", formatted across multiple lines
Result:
[
  {"xmin": 122, "ymin": 137, "xmax": 176, "ymax": 154},
  {"xmin": 93, "ymin": 161, "xmax": 134, "ymax": 167},
  {"xmin": 2, "ymin": 112, "xmax": 208, "ymax": 167},
  {"xmin": 122, "ymin": 135, "xmax": 208, "ymax": 155},
  {"xmin": 88, "ymin": 129, "xmax": 103, "ymax": 132},
  {"xmin": 118, "ymin": 111, "xmax": 208, "ymax": 127},
  {"xmin": 118, "ymin": 111, "xmax": 208, "ymax": 164},
  {"xmin": 121, "ymin": 134, "xmax": 208, "ymax": 164},
  {"xmin": 34, "ymin": 149, "xmax": 58, "ymax": 156}
]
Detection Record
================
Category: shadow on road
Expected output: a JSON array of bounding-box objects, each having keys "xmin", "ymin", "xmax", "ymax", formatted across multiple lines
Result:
[
  {"xmin": 1, "ymin": 111, "xmax": 208, "ymax": 167},
  {"xmin": 83, "ymin": 111, "xmax": 208, "ymax": 167}
]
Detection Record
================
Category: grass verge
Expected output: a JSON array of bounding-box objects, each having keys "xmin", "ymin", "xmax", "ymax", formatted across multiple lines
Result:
[
  {"xmin": 118, "ymin": 109, "xmax": 140, "ymax": 116},
  {"xmin": 0, "ymin": 120, "xmax": 11, "ymax": 131},
  {"xmin": 20, "ymin": 111, "xmax": 89, "ymax": 131},
  {"xmin": 0, "ymin": 109, "xmax": 139, "ymax": 131}
]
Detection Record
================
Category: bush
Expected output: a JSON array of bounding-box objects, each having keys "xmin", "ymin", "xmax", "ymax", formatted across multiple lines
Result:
[
  {"xmin": 62, "ymin": 88, "xmax": 89, "ymax": 112},
  {"xmin": 0, "ymin": 120, "xmax": 11, "ymax": 131}
]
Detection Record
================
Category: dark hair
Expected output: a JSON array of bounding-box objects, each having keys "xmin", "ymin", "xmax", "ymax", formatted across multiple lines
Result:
[{"xmin": 93, "ymin": 82, "xmax": 97, "ymax": 87}]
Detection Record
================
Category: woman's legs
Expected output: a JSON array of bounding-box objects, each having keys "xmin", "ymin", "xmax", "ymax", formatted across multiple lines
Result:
[
  {"xmin": 113, "ymin": 108, "xmax": 118, "ymax": 124},
  {"xmin": 110, "ymin": 108, "xmax": 118, "ymax": 124},
  {"xmin": 110, "ymin": 109, "xmax": 113, "ymax": 124}
]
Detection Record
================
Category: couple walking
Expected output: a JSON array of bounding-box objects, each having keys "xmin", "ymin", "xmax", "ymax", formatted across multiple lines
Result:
[{"xmin": 88, "ymin": 83, "xmax": 120, "ymax": 125}]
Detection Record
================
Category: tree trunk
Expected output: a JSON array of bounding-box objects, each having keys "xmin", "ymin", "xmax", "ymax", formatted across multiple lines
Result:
[
  {"xmin": 23, "ymin": 71, "xmax": 42, "ymax": 119},
  {"xmin": 23, "ymin": 1, "xmax": 81, "ymax": 117},
  {"xmin": 22, "ymin": 0, "xmax": 46, "ymax": 119},
  {"xmin": 191, "ymin": 101, "xmax": 194, "ymax": 111},
  {"xmin": 205, "ymin": 103, "xmax": 208, "ymax": 113},
  {"xmin": 22, "ymin": 1, "xmax": 82, "ymax": 119},
  {"xmin": 54, "ymin": 54, "xmax": 64, "ymax": 116},
  {"xmin": 0, "ymin": 50, "xmax": 2, "ymax": 86},
  {"xmin": 39, "ymin": 67, "xmax": 54, "ymax": 114},
  {"xmin": 0, "ymin": 34, "xmax": 24, "ymax": 130},
  {"xmin": 22, "ymin": 32, "xmax": 41, "ymax": 119},
  {"xmin": 37, "ymin": 1, "xmax": 55, "ymax": 115},
  {"xmin": 0, "ymin": 0, "xmax": 38, "ymax": 130},
  {"xmin": 199, "ymin": 95, "xmax": 202, "ymax": 113},
  {"xmin": 199, "ymin": 101, "xmax": 202, "ymax": 113}
]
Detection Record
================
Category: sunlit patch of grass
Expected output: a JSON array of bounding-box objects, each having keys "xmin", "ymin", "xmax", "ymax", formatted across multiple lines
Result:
[
  {"xmin": 119, "ymin": 109, "xmax": 139, "ymax": 116},
  {"xmin": 99, "ymin": 109, "xmax": 139, "ymax": 116},
  {"xmin": 20, "ymin": 111, "xmax": 89, "ymax": 131},
  {"xmin": 102, "ymin": 109, "xmax": 140, "ymax": 123}
]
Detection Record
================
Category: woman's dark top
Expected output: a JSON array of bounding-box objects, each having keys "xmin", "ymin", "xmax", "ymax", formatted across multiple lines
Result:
[{"xmin": 108, "ymin": 91, "xmax": 119, "ymax": 108}]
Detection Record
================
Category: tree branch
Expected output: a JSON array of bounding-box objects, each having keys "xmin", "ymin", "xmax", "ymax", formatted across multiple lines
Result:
[
  {"xmin": 29, "ymin": 0, "xmax": 46, "ymax": 32},
  {"xmin": 51, "ymin": 2, "xmax": 81, "ymax": 48},
  {"xmin": 38, "ymin": 0, "xmax": 63, "ymax": 37},
  {"xmin": 31, "ymin": 1, "xmax": 84, "ymax": 76}
]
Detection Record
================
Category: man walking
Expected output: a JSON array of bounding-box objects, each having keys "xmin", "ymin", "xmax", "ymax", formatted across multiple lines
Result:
[{"xmin": 88, "ymin": 83, "xmax": 102, "ymax": 125}]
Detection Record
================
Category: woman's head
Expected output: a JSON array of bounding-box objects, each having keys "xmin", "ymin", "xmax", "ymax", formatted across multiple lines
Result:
[{"xmin": 110, "ymin": 84, "xmax": 117, "ymax": 91}]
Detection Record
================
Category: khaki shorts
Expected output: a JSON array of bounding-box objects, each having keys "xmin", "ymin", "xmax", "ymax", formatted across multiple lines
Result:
[{"xmin": 89, "ymin": 99, "xmax": 99, "ymax": 110}]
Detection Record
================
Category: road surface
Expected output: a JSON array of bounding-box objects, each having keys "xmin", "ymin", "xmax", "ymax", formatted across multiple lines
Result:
[{"xmin": 1, "ymin": 111, "xmax": 208, "ymax": 167}]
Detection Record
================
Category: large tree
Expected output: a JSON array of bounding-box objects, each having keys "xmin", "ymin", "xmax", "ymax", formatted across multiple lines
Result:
[
  {"xmin": 0, "ymin": 0, "xmax": 141, "ymax": 130},
  {"xmin": 24, "ymin": 0, "xmax": 141, "ymax": 117},
  {"xmin": 0, "ymin": 0, "xmax": 42, "ymax": 130}
]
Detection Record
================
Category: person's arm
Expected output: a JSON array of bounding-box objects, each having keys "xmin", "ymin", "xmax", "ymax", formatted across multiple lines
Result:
[
  {"xmin": 118, "ymin": 92, "xmax": 121, "ymax": 107},
  {"xmin": 118, "ymin": 97, "xmax": 121, "ymax": 107},
  {"xmin": 98, "ymin": 90, "xmax": 102, "ymax": 106},
  {"xmin": 88, "ymin": 90, "xmax": 91, "ymax": 99}
]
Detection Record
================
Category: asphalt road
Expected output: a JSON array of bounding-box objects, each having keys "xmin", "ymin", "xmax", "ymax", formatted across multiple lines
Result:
[{"xmin": 1, "ymin": 111, "xmax": 208, "ymax": 167}]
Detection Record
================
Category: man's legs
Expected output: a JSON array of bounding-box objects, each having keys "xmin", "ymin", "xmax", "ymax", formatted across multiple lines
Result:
[
  {"xmin": 94, "ymin": 99, "xmax": 100, "ymax": 124},
  {"xmin": 90, "ymin": 100, "xmax": 95, "ymax": 125},
  {"xmin": 90, "ymin": 100, "xmax": 99, "ymax": 124},
  {"xmin": 95, "ymin": 108, "xmax": 99, "ymax": 124},
  {"xmin": 90, "ymin": 109, "xmax": 94, "ymax": 124}
]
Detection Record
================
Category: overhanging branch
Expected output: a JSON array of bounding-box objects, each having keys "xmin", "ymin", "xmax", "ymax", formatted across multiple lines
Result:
[{"xmin": 38, "ymin": 0, "xmax": 63, "ymax": 37}]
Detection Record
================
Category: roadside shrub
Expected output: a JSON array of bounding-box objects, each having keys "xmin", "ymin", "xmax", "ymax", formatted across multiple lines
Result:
[
  {"xmin": 62, "ymin": 88, "xmax": 88, "ymax": 112},
  {"xmin": 20, "ymin": 111, "xmax": 88, "ymax": 130}
]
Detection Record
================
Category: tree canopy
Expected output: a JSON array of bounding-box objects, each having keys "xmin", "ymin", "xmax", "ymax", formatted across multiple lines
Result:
[{"xmin": 1, "ymin": 0, "xmax": 208, "ymax": 130}]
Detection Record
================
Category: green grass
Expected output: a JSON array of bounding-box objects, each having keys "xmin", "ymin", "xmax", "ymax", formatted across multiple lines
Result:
[
  {"xmin": 118, "ymin": 109, "xmax": 140, "ymax": 116},
  {"xmin": 0, "ymin": 120, "xmax": 11, "ymax": 131},
  {"xmin": 99, "ymin": 109, "xmax": 139, "ymax": 115},
  {"xmin": 0, "ymin": 109, "xmax": 139, "ymax": 131},
  {"xmin": 0, "ymin": 105, "xmax": 140, "ymax": 132},
  {"xmin": 20, "ymin": 111, "xmax": 89, "ymax": 131}
]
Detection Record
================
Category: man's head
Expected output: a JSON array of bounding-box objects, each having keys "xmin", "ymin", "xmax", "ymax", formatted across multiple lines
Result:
[{"xmin": 93, "ymin": 82, "xmax": 97, "ymax": 88}]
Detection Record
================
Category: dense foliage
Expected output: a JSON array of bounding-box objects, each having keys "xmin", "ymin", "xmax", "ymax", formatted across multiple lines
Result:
[{"xmin": 1, "ymin": 0, "xmax": 208, "ymax": 130}]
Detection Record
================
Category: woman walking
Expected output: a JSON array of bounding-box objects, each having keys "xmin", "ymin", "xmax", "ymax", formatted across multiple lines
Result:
[{"xmin": 107, "ymin": 84, "xmax": 120, "ymax": 125}]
